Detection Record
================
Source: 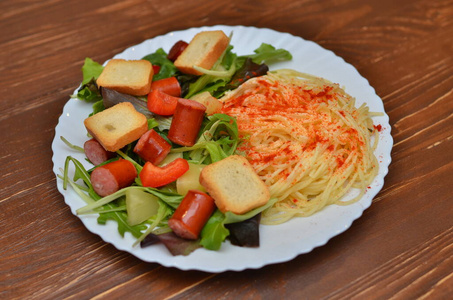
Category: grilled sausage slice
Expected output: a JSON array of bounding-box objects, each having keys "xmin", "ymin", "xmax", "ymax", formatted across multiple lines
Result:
[
  {"xmin": 84, "ymin": 138, "xmax": 116, "ymax": 165},
  {"xmin": 168, "ymin": 190, "xmax": 215, "ymax": 240},
  {"xmin": 91, "ymin": 159, "xmax": 137, "ymax": 197},
  {"xmin": 168, "ymin": 98, "xmax": 206, "ymax": 146}
]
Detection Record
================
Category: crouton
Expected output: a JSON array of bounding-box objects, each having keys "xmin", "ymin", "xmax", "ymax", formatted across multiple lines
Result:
[
  {"xmin": 174, "ymin": 31, "xmax": 229, "ymax": 76},
  {"xmin": 96, "ymin": 59, "xmax": 154, "ymax": 96},
  {"xmin": 84, "ymin": 102, "xmax": 148, "ymax": 152},
  {"xmin": 199, "ymin": 155, "xmax": 270, "ymax": 214}
]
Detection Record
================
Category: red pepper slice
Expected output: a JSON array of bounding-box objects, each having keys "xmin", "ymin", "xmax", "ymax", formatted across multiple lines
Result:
[
  {"xmin": 151, "ymin": 77, "xmax": 181, "ymax": 97},
  {"xmin": 147, "ymin": 89, "xmax": 179, "ymax": 116},
  {"xmin": 140, "ymin": 158, "xmax": 189, "ymax": 188}
]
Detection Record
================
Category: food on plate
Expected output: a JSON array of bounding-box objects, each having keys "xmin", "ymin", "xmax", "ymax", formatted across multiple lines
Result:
[
  {"xmin": 101, "ymin": 87, "xmax": 154, "ymax": 118},
  {"xmin": 146, "ymin": 77, "xmax": 183, "ymax": 116},
  {"xmin": 96, "ymin": 59, "xmax": 154, "ymax": 95},
  {"xmin": 167, "ymin": 40, "xmax": 189, "ymax": 62},
  {"xmin": 189, "ymin": 91, "xmax": 223, "ymax": 115},
  {"xmin": 83, "ymin": 138, "xmax": 115, "ymax": 165},
  {"xmin": 133, "ymin": 129, "xmax": 172, "ymax": 165},
  {"xmin": 220, "ymin": 69, "xmax": 380, "ymax": 224},
  {"xmin": 147, "ymin": 88, "xmax": 179, "ymax": 116},
  {"xmin": 174, "ymin": 30, "xmax": 229, "ymax": 75},
  {"xmin": 84, "ymin": 102, "xmax": 148, "ymax": 152},
  {"xmin": 176, "ymin": 162, "xmax": 206, "ymax": 196},
  {"xmin": 126, "ymin": 188, "xmax": 160, "ymax": 226},
  {"xmin": 91, "ymin": 158, "xmax": 137, "ymax": 197},
  {"xmin": 200, "ymin": 155, "xmax": 270, "ymax": 214},
  {"xmin": 150, "ymin": 77, "xmax": 181, "ymax": 97},
  {"xmin": 59, "ymin": 29, "xmax": 380, "ymax": 257},
  {"xmin": 140, "ymin": 158, "xmax": 190, "ymax": 188},
  {"xmin": 225, "ymin": 213, "xmax": 261, "ymax": 247},
  {"xmin": 168, "ymin": 190, "xmax": 216, "ymax": 240},
  {"xmin": 167, "ymin": 98, "xmax": 207, "ymax": 146}
]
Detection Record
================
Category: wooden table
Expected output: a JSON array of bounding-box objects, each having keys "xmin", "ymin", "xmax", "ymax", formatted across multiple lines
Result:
[{"xmin": 1, "ymin": 0, "xmax": 452, "ymax": 298}]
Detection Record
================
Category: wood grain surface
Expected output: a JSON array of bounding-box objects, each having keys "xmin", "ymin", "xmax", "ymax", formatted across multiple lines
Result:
[{"xmin": 1, "ymin": 0, "xmax": 452, "ymax": 299}]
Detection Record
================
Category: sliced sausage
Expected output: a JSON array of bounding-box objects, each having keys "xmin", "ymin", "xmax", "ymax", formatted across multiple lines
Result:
[
  {"xmin": 167, "ymin": 98, "xmax": 206, "ymax": 146},
  {"xmin": 91, "ymin": 159, "xmax": 137, "ymax": 197},
  {"xmin": 133, "ymin": 129, "xmax": 171, "ymax": 165},
  {"xmin": 168, "ymin": 190, "xmax": 215, "ymax": 240},
  {"xmin": 167, "ymin": 40, "xmax": 189, "ymax": 62},
  {"xmin": 84, "ymin": 138, "xmax": 116, "ymax": 165}
]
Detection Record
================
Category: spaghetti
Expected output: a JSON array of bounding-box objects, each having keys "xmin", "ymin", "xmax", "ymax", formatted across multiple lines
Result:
[{"xmin": 220, "ymin": 69, "xmax": 380, "ymax": 225}]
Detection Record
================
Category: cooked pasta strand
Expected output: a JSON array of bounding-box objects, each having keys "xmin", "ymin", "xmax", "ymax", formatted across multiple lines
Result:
[{"xmin": 220, "ymin": 70, "xmax": 380, "ymax": 225}]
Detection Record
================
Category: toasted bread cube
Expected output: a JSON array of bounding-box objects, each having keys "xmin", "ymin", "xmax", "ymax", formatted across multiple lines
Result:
[
  {"xmin": 84, "ymin": 102, "xmax": 148, "ymax": 152},
  {"xmin": 200, "ymin": 155, "xmax": 270, "ymax": 214},
  {"xmin": 96, "ymin": 59, "xmax": 154, "ymax": 96},
  {"xmin": 174, "ymin": 31, "xmax": 229, "ymax": 76}
]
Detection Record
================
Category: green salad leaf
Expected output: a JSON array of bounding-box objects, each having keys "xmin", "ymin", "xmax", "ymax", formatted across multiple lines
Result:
[
  {"xmin": 185, "ymin": 46, "xmax": 237, "ymax": 98},
  {"xmin": 97, "ymin": 206, "xmax": 147, "ymax": 238},
  {"xmin": 170, "ymin": 113, "xmax": 239, "ymax": 164},
  {"xmin": 199, "ymin": 210, "xmax": 229, "ymax": 250},
  {"xmin": 76, "ymin": 58, "xmax": 104, "ymax": 102},
  {"xmin": 142, "ymin": 48, "xmax": 179, "ymax": 81},
  {"xmin": 200, "ymin": 198, "xmax": 278, "ymax": 250},
  {"xmin": 184, "ymin": 43, "xmax": 291, "ymax": 99},
  {"xmin": 61, "ymin": 156, "xmax": 146, "ymax": 237},
  {"xmin": 81, "ymin": 57, "xmax": 104, "ymax": 85},
  {"xmin": 237, "ymin": 43, "xmax": 293, "ymax": 65}
]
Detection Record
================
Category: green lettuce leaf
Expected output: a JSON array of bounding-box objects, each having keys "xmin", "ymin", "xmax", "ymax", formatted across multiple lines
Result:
[
  {"xmin": 199, "ymin": 198, "xmax": 278, "ymax": 250},
  {"xmin": 199, "ymin": 210, "xmax": 229, "ymax": 250},
  {"xmin": 185, "ymin": 46, "xmax": 237, "ymax": 98},
  {"xmin": 170, "ymin": 113, "xmax": 239, "ymax": 164},
  {"xmin": 82, "ymin": 57, "xmax": 104, "ymax": 85},
  {"xmin": 76, "ymin": 58, "xmax": 104, "ymax": 102},
  {"xmin": 185, "ymin": 43, "xmax": 291, "ymax": 99},
  {"xmin": 142, "ymin": 48, "xmax": 179, "ymax": 81},
  {"xmin": 237, "ymin": 43, "xmax": 293, "ymax": 66}
]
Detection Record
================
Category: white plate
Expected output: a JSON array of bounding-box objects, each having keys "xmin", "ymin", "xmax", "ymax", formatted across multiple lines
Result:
[{"xmin": 51, "ymin": 25, "xmax": 392, "ymax": 272}]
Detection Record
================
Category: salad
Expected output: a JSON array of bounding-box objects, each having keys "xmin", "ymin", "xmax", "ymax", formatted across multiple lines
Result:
[{"xmin": 59, "ymin": 30, "xmax": 292, "ymax": 256}]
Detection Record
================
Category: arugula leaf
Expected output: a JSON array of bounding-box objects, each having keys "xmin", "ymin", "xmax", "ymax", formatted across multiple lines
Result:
[
  {"xmin": 62, "ymin": 156, "xmax": 180, "ymax": 240},
  {"xmin": 143, "ymin": 188, "xmax": 183, "ymax": 209},
  {"xmin": 170, "ymin": 113, "xmax": 239, "ymax": 164},
  {"xmin": 134, "ymin": 200, "xmax": 174, "ymax": 246},
  {"xmin": 142, "ymin": 48, "xmax": 179, "ymax": 81},
  {"xmin": 185, "ymin": 46, "xmax": 237, "ymax": 98},
  {"xmin": 212, "ymin": 58, "xmax": 269, "ymax": 98},
  {"xmin": 237, "ymin": 43, "xmax": 292, "ymax": 66},
  {"xmin": 97, "ymin": 205, "xmax": 147, "ymax": 238}
]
